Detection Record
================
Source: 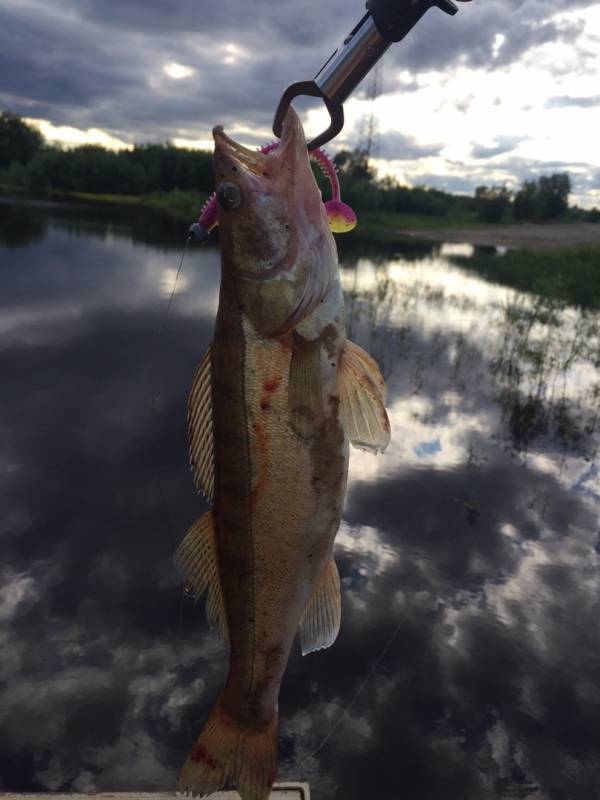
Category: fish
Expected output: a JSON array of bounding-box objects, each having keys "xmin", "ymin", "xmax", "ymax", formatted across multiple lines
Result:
[{"xmin": 175, "ymin": 106, "xmax": 390, "ymax": 800}]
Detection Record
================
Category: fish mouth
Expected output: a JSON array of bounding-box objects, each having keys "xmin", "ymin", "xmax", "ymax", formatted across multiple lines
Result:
[
  {"xmin": 212, "ymin": 107, "xmax": 305, "ymax": 180},
  {"xmin": 212, "ymin": 126, "xmax": 268, "ymax": 177},
  {"xmin": 211, "ymin": 109, "xmax": 314, "ymax": 284}
]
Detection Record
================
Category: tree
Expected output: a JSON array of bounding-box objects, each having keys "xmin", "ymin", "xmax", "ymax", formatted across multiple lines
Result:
[
  {"xmin": 474, "ymin": 184, "xmax": 512, "ymax": 223},
  {"xmin": 513, "ymin": 173, "xmax": 572, "ymax": 221},
  {"xmin": 538, "ymin": 173, "xmax": 571, "ymax": 219},
  {"xmin": 513, "ymin": 180, "xmax": 539, "ymax": 221},
  {"xmin": 334, "ymin": 149, "xmax": 374, "ymax": 181},
  {"xmin": 0, "ymin": 111, "xmax": 43, "ymax": 168}
]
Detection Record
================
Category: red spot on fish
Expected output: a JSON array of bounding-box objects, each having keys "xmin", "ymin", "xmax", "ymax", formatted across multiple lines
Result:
[
  {"xmin": 190, "ymin": 744, "xmax": 219, "ymax": 769},
  {"xmin": 260, "ymin": 375, "xmax": 282, "ymax": 412},
  {"xmin": 263, "ymin": 375, "xmax": 282, "ymax": 393}
]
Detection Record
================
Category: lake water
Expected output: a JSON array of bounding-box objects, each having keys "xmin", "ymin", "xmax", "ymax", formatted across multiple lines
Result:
[{"xmin": 2, "ymin": 199, "xmax": 600, "ymax": 799}]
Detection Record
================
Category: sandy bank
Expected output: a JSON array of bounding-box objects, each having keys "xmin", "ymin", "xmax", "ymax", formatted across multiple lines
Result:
[{"xmin": 402, "ymin": 223, "xmax": 600, "ymax": 250}]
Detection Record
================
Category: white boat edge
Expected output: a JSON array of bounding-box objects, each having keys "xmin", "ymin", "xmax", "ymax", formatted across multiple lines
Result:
[{"xmin": 0, "ymin": 786, "xmax": 310, "ymax": 800}]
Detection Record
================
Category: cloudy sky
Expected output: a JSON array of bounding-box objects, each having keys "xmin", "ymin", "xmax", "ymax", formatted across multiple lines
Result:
[{"xmin": 1, "ymin": 0, "xmax": 600, "ymax": 206}]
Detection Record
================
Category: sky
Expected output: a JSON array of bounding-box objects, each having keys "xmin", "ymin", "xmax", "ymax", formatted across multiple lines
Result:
[{"xmin": 1, "ymin": 0, "xmax": 600, "ymax": 207}]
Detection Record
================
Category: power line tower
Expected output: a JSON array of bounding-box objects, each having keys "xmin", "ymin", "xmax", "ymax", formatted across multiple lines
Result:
[{"xmin": 358, "ymin": 60, "xmax": 383, "ymax": 167}]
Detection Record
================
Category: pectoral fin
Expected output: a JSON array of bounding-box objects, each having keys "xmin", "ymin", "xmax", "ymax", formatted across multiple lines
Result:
[
  {"xmin": 288, "ymin": 332, "xmax": 322, "ymax": 439},
  {"xmin": 174, "ymin": 511, "xmax": 228, "ymax": 644},
  {"xmin": 339, "ymin": 340, "xmax": 390, "ymax": 454},
  {"xmin": 188, "ymin": 345, "xmax": 214, "ymax": 501},
  {"xmin": 299, "ymin": 558, "xmax": 341, "ymax": 656}
]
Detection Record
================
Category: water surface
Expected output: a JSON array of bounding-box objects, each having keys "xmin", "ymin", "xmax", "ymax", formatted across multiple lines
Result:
[{"xmin": 1, "ymin": 200, "xmax": 599, "ymax": 799}]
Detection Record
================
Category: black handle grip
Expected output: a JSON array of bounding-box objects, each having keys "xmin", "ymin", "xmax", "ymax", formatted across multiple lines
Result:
[{"xmin": 367, "ymin": 0, "xmax": 458, "ymax": 43}]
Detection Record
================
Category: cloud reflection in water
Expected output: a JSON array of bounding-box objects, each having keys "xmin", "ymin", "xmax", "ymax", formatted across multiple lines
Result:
[{"xmin": 1, "ymin": 202, "xmax": 599, "ymax": 800}]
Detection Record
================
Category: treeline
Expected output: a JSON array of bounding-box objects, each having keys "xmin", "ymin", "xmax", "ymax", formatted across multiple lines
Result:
[
  {"xmin": 1, "ymin": 110, "xmax": 599, "ymax": 222},
  {"xmin": 473, "ymin": 173, "xmax": 600, "ymax": 223},
  {"xmin": 0, "ymin": 111, "xmax": 213, "ymax": 195},
  {"xmin": 332, "ymin": 148, "xmax": 598, "ymax": 222},
  {"xmin": 332, "ymin": 149, "xmax": 473, "ymax": 217}
]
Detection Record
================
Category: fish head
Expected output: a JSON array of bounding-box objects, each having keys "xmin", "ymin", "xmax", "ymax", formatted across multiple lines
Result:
[{"xmin": 212, "ymin": 107, "xmax": 338, "ymax": 333}]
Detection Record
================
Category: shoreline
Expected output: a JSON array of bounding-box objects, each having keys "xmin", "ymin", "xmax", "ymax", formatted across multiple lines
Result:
[
  {"xmin": 3, "ymin": 192, "xmax": 600, "ymax": 250},
  {"xmin": 401, "ymin": 222, "xmax": 600, "ymax": 250}
]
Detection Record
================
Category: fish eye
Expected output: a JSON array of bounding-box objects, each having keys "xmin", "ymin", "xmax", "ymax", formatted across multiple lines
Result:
[{"xmin": 217, "ymin": 181, "xmax": 242, "ymax": 210}]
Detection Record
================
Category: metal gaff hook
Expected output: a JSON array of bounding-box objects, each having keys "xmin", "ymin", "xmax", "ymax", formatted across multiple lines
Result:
[{"xmin": 273, "ymin": 0, "xmax": 471, "ymax": 151}]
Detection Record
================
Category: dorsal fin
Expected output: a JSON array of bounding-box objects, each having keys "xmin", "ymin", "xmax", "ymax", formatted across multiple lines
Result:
[
  {"xmin": 187, "ymin": 345, "xmax": 214, "ymax": 501},
  {"xmin": 339, "ymin": 340, "xmax": 390, "ymax": 454}
]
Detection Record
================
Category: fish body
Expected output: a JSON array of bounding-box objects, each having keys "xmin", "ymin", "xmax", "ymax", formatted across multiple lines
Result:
[{"xmin": 176, "ymin": 108, "xmax": 389, "ymax": 800}]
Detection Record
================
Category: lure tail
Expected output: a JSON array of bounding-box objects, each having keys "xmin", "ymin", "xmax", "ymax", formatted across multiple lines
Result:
[{"xmin": 178, "ymin": 695, "xmax": 278, "ymax": 800}]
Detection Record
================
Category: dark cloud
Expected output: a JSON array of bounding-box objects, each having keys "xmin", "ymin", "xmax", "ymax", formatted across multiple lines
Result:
[
  {"xmin": 408, "ymin": 172, "xmax": 482, "ymax": 195},
  {"xmin": 411, "ymin": 154, "xmax": 599, "ymax": 197},
  {"xmin": 379, "ymin": 131, "xmax": 443, "ymax": 160},
  {"xmin": 388, "ymin": 1, "xmax": 591, "ymax": 72},
  {"xmin": 1, "ymin": 0, "xmax": 598, "ymax": 149},
  {"xmin": 470, "ymin": 136, "xmax": 524, "ymax": 160}
]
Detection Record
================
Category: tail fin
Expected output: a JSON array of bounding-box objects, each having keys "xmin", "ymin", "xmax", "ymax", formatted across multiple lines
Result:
[{"xmin": 178, "ymin": 696, "xmax": 278, "ymax": 800}]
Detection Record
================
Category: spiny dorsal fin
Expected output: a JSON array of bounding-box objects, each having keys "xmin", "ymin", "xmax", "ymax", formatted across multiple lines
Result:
[
  {"xmin": 188, "ymin": 345, "xmax": 214, "ymax": 501},
  {"xmin": 174, "ymin": 511, "xmax": 228, "ymax": 644},
  {"xmin": 299, "ymin": 558, "xmax": 341, "ymax": 656},
  {"xmin": 339, "ymin": 339, "xmax": 390, "ymax": 454}
]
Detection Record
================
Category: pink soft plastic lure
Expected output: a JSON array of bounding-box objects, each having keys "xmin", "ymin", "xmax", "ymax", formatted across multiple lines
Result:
[{"xmin": 196, "ymin": 142, "xmax": 357, "ymax": 237}]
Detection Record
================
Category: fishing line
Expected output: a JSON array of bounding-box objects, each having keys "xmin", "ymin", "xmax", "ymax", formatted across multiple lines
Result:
[
  {"xmin": 154, "ymin": 236, "xmax": 190, "ymax": 361},
  {"xmin": 150, "ymin": 234, "xmax": 191, "ymax": 636},
  {"xmin": 150, "ymin": 234, "xmax": 189, "ymax": 461},
  {"xmin": 295, "ymin": 616, "xmax": 404, "ymax": 769}
]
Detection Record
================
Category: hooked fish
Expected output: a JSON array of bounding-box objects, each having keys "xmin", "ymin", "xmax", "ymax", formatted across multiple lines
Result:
[{"xmin": 175, "ymin": 106, "xmax": 390, "ymax": 800}]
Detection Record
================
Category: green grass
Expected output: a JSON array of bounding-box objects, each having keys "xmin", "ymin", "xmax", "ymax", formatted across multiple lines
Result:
[
  {"xmin": 47, "ymin": 195, "xmax": 479, "ymax": 232},
  {"xmin": 63, "ymin": 190, "xmax": 143, "ymax": 206},
  {"xmin": 354, "ymin": 210, "xmax": 483, "ymax": 240},
  {"xmin": 49, "ymin": 189, "xmax": 208, "ymax": 222},
  {"xmin": 451, "ymin": 246, "xmax": 600, "ymax": 310},
  {"xmin": 0, "ymin": 188, "xmax": 484, "ymax": 237}
]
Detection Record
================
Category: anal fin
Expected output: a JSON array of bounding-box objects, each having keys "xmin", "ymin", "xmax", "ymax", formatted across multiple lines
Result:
[
  {"xmin": 174, "ymin": 511, "xmax": 228, "ymax": 644},
  {"xmin": 188, "ymin": 344, "xmax": 214, "ymax": 502},
  {"xmin": 339, "ymin": 339, "xmax": 391, "ymax": 454},
  {"xmin": 299, "ymin": 558, "xmax": 341, "ymax": 656}
]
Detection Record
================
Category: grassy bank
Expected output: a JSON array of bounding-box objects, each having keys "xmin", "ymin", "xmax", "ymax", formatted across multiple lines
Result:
[
  {"xmin": 3, "ymin": 187, "xmax": 595, "ymax": 245},
  {"xmin": 451, "ymin": 246, "xmax": 600, "ymax": 310},
  {"xmin": 0, "ymin": 184, "xmax": 480, "ymax": 233},
  {"xmin": 49, "ymin": 191, "xmax": 480, "ymax": 233},
  {"xmin": 52, "ymin": 189, "xmax": 208, "ymax": 223},
  {"xmin": 355, "ymin": 209, "xmax": 484, "ymax": 239}
]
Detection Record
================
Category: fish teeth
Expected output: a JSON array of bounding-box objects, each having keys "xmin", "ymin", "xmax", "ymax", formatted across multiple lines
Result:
[{"xmin": 200, "ymin": 193, "xmax": 215, "ymax": 213}]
